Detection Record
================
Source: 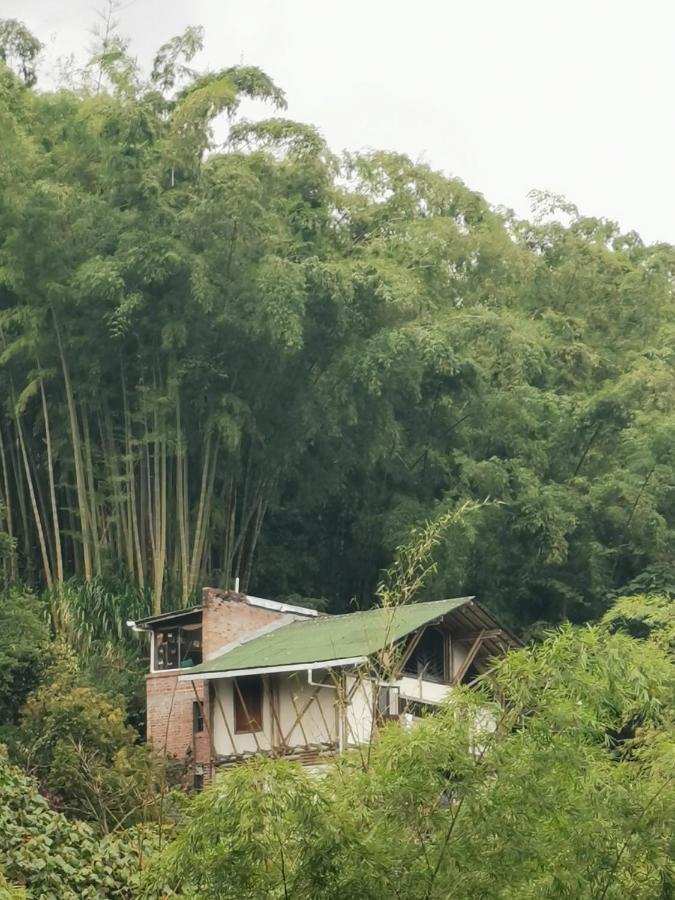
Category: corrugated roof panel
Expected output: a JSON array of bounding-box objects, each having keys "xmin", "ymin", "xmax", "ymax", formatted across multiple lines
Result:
[{"xmin": 188, "ymin": 597, "xmax": 473, "ymax": 676}]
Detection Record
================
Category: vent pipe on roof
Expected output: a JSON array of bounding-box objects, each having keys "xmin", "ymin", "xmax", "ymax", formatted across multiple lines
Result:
[{"xmin": 234, "ymin": 576, "xmax": 240, "ymax": 593}]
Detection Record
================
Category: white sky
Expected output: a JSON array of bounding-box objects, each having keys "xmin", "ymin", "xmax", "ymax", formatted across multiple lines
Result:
[{"xmin": 5, "ymin": 0, "xmax": 675, "ymax": 243}]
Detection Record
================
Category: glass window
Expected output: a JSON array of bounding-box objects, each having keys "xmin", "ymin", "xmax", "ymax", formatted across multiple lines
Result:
[{"xmin": 154, "ymin": 621, "xmax": 202, "ymax": 671}]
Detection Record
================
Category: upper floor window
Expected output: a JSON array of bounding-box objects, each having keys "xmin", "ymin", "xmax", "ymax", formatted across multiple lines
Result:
[
  {"xmin": 403, "ymin": 627, "xmax": 447, "ymax": 682},
  {"xmin": 154, "ymin": 621, "xmax": 202, "ymax": 671}
]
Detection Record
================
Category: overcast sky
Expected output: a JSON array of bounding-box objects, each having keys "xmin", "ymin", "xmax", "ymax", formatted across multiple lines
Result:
[{"xmin": 5, "ymin": 0, "xmax": 675, "ymax": 243}]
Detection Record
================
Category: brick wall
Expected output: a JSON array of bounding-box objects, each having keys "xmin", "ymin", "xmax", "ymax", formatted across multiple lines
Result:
[
  {"xmin": 202, "ymin": 588, "xmax": 288, "ymax": 658},
  {"xmin": 145, "ymin": 589, "xmax": 290, "ymax": 780},
  {"xmin": 145, "ymin": 671, "xmax": 209, "ymax": 762}
]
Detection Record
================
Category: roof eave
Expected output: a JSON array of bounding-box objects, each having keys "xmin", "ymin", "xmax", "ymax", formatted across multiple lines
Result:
[
  {"xmin": 131, "ymin": 606, "xmax": 202, "ymax": 630},
  {"xmin": 178, "ymin": 655, "xmax": 367, "ymax": 682}
]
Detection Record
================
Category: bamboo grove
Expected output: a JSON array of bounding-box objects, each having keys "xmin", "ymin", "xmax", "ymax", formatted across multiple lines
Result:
[{"xmin": 2, "ymin": 20, "xmax": 675, "ymax": 622}]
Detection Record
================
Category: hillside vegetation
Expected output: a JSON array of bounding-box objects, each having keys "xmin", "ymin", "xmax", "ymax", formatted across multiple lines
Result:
[
  {"xmin": 1, "ymin": 17, "xmax": 674, "ymax": 899},
  {"xmin": 1, "ymin": 20, "xmax": 675, "ymax": 627}
]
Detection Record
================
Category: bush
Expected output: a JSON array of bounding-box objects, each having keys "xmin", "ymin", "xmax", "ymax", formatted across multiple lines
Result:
[
  {"xmin": 16, "ymin": 648, "xmax": 176, "ymax": 831},
  {"xmin": 0, "ymin": 745, "xmax": 146, "ymax": 898},
  {"xmin": 0, "ymin": 588, "xmax": 52, "ymax": 729}
]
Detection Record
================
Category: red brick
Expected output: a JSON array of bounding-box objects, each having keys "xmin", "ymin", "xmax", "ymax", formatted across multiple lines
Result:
[{"xmin": 145, "ymin": 589, "xmax": 289, "ymax": 782}]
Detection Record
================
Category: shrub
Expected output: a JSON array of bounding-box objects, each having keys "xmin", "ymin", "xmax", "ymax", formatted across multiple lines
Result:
[
  {"xmin": 0, "ymin": 746, "xmax": 146, "ymax": 898},
  {"xmin": 16, "ymin": 648, "xmax": 175, "ymax": 831}
]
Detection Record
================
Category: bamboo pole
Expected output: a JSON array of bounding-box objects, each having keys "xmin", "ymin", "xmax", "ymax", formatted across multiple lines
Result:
[
  {"xmin": 15, "ymin": 412, "xmax": 52, "ymax": 589},
  {"xmin": 121, "ymin": 370, "xmax": 144, "ymax": 589},
  {"xmin": 54, "ymin": 314, "xmax": 92, "ymax": 580},
  {"xmin": 82, "ymin": 408, "xmax": 101, "ymax": 576},
  {"xmin": 176, "ymin": 397, "xmax": 189, "ymax": 603},
  {"xmin": 0, "ymin": 425, "xmax": 17, "ymax": 580}
]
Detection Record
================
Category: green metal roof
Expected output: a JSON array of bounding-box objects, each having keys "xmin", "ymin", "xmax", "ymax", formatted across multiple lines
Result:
[{"xmin": 188, "ymin": 597, "xmax": 472, "ymax": 676}]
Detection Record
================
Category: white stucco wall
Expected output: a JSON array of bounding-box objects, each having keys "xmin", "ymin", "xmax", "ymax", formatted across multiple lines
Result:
[
  {"xmin": 211, "ymin": 671, "xmax": 340, "ymax": 757},
  {"xmin": 276, "ymin": 672, "xmax": 338, "ymax": 746},
  {"xmin": 395, "ymin": 675, "xmax": 452, "ymax": 705},
  {"xmin": 211, "ymin": 657, "xmax": 465, "ymax": 758},
  {"xmin": 212, "ymin": 678, "xmax": 274, "ymax": 756},
  {"xmin": 344, "ymin": 674, "xmax": 376, "ymax": 746}
]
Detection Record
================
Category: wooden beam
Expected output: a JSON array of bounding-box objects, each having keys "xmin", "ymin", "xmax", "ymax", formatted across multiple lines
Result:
[
  {"xmin": 452, "ymin": 629, "xmax": 486, "ymax": 685},
  {"xmin": 213, "ymin": 681, "xmax": 239, "ymax": 757},
  {"xmin": 281, "ymin": 681, "xmax": 323, "ymax": 746},
  {"xmin": 391, "ymin": 626, "xmax": 426, "ymax": 680},
  {"xmin": 454, "ymin": 629, "xmax": 504, "ymax": 641}
]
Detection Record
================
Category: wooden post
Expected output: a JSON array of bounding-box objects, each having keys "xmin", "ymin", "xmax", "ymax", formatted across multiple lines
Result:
[
  {"xmin": 452, "ymin": 629, "xmax": 486, "ymax": 685},
  {"xmin": 213, "ymin": 681, "xmax": 239, "ymax": 757}
]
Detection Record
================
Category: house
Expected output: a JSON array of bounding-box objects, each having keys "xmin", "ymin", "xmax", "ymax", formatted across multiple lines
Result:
[{"xmin": 131, "ymin": 588, "xmax": 519, "ymax": 785}]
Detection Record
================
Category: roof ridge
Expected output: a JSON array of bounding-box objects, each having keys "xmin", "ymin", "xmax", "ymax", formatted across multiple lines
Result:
[{"xmin": 297, "ymin": 595, "xmax": 475, "ymax": 625}]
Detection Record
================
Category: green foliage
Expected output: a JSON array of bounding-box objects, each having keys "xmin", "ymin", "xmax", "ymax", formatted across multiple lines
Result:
[
  {"xmin": 0, "ymin": 20, "xmax": 41, "ymax": 87},
  {"xmin": 602, "ymin": 593, "xmax": 675, "ymax": 651},
  {"xmin": 0, "ymin": 745, "xmax": 146, "ymax": 898},
  {"xmin": 15, "ymin": 650, "xmax": 171, "ymax": 831},
  {"xmin": 146, "ymin": 611, "xmax": 675, "ymax": 899},
  {"xmin": 48, "ymin": 577, "xmax": 151, "ymax": 654},
  {"xmin": 0, "ymin": 588, "xmax": 51, "ymax": 728},
  {"xmin": 1, "ymin": 16, "xmax": 675, "ymax": 630}
]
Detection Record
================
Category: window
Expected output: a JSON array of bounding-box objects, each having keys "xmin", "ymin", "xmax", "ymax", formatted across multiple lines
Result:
[
  {"xmin": 154, "ymin": 619, "xmax": 202, "ymax": 671},
  {"xmin": 193, "ymin": 701, "xmax": 205, "ymax": 734},
  {"xmin": 234, "ymin": 676, "xmax": 263, "ymax": 733},
  {"xmin": 376, "ymin": 685, "xmax": 399, "ymax": 723},
  {"xmin": 403, "ymin": 627, "xmax": 447, "ymax": 682}
]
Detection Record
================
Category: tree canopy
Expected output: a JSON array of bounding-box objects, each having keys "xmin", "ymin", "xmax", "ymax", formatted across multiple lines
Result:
[{"xmin": 2, "ymin": 20, "xmax": 675, "ymax": 626}]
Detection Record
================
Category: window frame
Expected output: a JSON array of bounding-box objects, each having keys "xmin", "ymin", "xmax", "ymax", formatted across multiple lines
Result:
[
  {"xmin": 402, "ymin": 626, "xmax": 449, "ymax": 684},
  {"xmin": 233, "ymin": 675, "xmax": 264, "ymax": 734},
  {"xmin": 193, "ymin": 700, "xmax": 205, "ymax": 734},
  {"xmin": 151, "ymin": 615, "xmax": 203, "ymax": 673}
]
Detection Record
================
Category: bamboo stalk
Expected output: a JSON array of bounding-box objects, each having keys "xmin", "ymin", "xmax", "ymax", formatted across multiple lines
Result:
[
  {"xmin": 54, "ymin": 313, "xmax": 92, "ymax": 580},
  {"xmin": 16, "ymin": 411, "xmax": 52, "ymax": 589},
  {"xmin": 122, "ymin": 369, "xmax": 144, "ymax": 589},
  {"xmin": 188, "ymin": 429, "xmax": 212, "ymax": 596},
  {"xmin": 42, "ymin": 375, "xmax": 64, "ymax": 586},
  {"xmin": 0, "ymin": 424, "xmax": 17, "ymax": 580},
  {"xmin": 176, "ymin": 396, "xmax": 189, "ymax": 603},
  {"xmin": 82, "ymin": 407, "xmax": 101, "ymax": 575},
  {"xmin": 8, "ymin": 421, "xmax": 30, "ymax": 563}
]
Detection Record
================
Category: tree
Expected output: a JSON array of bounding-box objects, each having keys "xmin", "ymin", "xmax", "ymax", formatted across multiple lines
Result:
[
  {"xmin": 1, "ymin": 16, "xmax": 675, "ymax": 631},
  {"xmin": 15, "ymin": 647, "xmax": 177, "ymax": 831},
  {"xmin": 0, "ymin": 20, "xmax": 41, "ymax": 87}
]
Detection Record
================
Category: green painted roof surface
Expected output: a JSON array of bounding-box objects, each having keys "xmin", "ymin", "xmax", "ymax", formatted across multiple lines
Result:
[{"xmin": 190, "ymin": 597, "xmax": 472, "ymax": 676}]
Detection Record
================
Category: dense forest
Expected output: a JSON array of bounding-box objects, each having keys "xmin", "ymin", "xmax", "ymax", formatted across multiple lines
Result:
[
  {"xmin": 2, "ymin": 18, "xmax": 675, "ymax": 627},
  {"xmin": 1, "ymin": 15, "xmax": 674, "ymax": 899}
]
